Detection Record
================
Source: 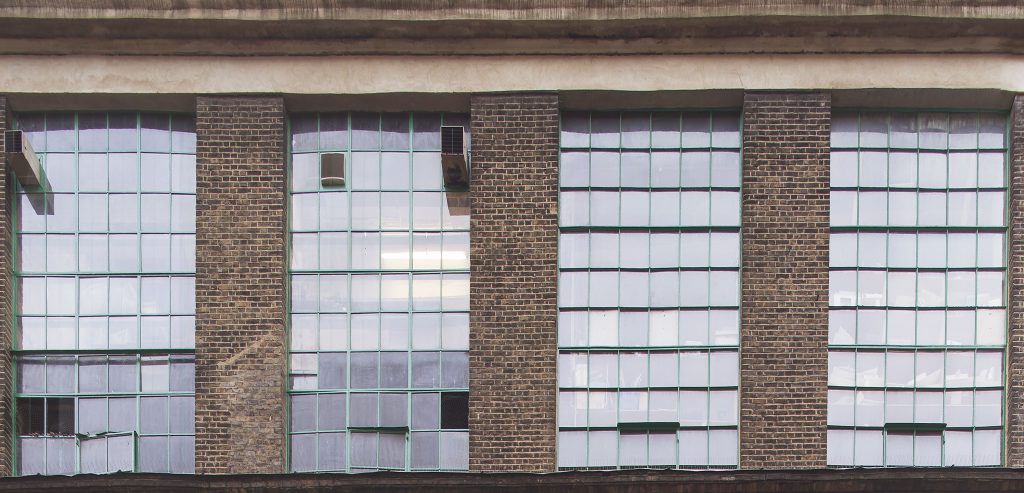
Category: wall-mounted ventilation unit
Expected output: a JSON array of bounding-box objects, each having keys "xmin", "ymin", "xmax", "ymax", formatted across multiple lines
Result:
[
  {"xmin": 440, "ymin": 126, "xmax": 469, "ymax": 190},
  {"xmin": 320, "ymin": 152, "xmax": 345, "ymax": 187},
  {"xmin": 4, "ymin": 130, "xmax": 42, "ymax": 187}
]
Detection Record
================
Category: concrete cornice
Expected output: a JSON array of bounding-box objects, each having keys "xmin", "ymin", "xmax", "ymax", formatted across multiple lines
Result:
[
  {"xmin": 0, "ymin": 2, "xmax": 1023, "ymax": 56},
  {"xmin": 2, "ymin": 1, "xmax": 1024, "ymax": 21}
]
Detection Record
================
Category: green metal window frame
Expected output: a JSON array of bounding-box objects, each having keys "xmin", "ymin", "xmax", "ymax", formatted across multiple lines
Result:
[
  {"xmin": 286, "ymin": 112, "xmax": 471, "ymax": 473},
  {"xmin": 556, "ymin": 110, "xmax": 742, "ymax": 470},
  {"xmin": 11, "ymin": 112, "xmax": 197, "ymax": 475},
  {"xmin": 826, "ymin": 109, "xmax": 1010, "ymax": 468}
]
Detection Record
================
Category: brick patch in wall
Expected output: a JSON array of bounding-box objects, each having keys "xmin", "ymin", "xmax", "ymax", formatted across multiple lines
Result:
[
  {"xmin": 739, "ymin": 92, "xmax": 831, "ymax": 469},
  {"xmin": 194, "ymin": 96, "xmax": 288, "ymax": 474},
  {"xmin": 0, "ymin": 96, "xmax": 13, "ymax": 476},
  {"xmin": 468, "ymin": 93, "xmax": 560, "ymax": 472},
  {"xmin": 1006, "ymin": 95, "xmax": 1024, "ymax": 467}
]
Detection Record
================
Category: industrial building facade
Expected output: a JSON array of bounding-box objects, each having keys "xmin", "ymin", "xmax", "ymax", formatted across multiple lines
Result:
[{"xmin": 2, "ymin": 1, "xmax": 1024, "ymax": 491}]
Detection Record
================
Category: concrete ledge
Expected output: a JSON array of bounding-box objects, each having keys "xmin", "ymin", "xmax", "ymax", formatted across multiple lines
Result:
[
  {"xmin": 3, "ymin": 469, "xmax": 1024, "ymax": 492},
  {"xmin": 2, "ymin": 55, "xmax": 1024, "ymax": 98}
]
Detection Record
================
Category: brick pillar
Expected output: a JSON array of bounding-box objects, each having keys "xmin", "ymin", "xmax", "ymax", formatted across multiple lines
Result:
[
  {"xmin": 1008, "ymin": 95, "xmax": 1024, "ymax": 467},
  {"xmin": 468, "ymin": 94, "xmax": 559, "ymax": 471},
  {"xmin": 194, "ymin": 96, "xmax": 287, "ymax": 474},
  {"xmin": 740, "ymin": 92, "xmax": 831, "ymax": 469},
  {"xmin": 0, "ymin": 96, "xmax": 13, "ymax": 476}
]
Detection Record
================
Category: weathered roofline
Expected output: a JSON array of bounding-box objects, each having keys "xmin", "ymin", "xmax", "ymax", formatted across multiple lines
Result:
[
  {"xmin": 0, "ymin": 2, "xmax": 1022, "ymax": 56},
  {"xmin": 2, "ymin": 0, "xmax": 1024, "ymax": 21}
]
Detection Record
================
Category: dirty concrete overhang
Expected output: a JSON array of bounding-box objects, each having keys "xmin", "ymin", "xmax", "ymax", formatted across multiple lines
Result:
[
  {"xmin": 0, "ymin": 1, "xmax": 1023, "ymax": 55},
  {"xmin": 3, "ymin": 0, "xmax": 1024, "ymax": 22}
]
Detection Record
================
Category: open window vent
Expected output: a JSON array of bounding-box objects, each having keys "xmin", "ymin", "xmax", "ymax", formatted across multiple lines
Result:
[
  {"xmin": 320, "ymin": 152, "xmax": 345, "ymax": 187},
  {"xmin": 440, "ymin": 126, "xmax": 469, "ymax": 190},
  {"xmin": 4, "ymin": 130, "xmax": 42, "ymax": 187}
]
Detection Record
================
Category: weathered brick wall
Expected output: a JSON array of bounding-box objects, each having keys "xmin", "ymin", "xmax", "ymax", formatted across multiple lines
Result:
[
  {"xmin": 0, "ymin": 96, "xmax": 13, "ymax": 476},
  {"xmin": 739, "ymin": 92, "xmax": 831, "ymax": 469},
  {"xmin": 1008, "ymin": 95, "xmax": 1024, "ymax": 467},
  {"xmin": 194, "ymin": 96, "xmax": 287, "ymax": 474},
  {"xmin": 468, "ymin": 94, "xmax": 559, "ymax": 471}
]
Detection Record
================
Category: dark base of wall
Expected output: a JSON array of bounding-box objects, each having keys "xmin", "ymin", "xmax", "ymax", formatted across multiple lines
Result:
[{"xmin": 3, "ymin": 469, "xmax": 1024, "ymax": 492}]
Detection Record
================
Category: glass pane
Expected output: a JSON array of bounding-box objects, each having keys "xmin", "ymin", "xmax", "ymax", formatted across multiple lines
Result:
[
  {"xmin": 107, "ymin": 391, "xmax": 137, "ymax": 430},
  {"xmin": 349, "ymin": 393, "xmax": 378, "ymax": 428},
  {"xmin": 439, "ymin": 431, "xmax": 469, "ymax": 470},
  {"xmin": 885, "ymin": 432, "xmax": 914, "ymax": 466},
  {"xmin": 827, "ymin": 429, "xmax": 854, "ymax": 465},
  {"xmin": 828, "ymin": 390, "xmax": 854, "ymax": 426},
  {"xmin": 619, "ymin": 432, "xmax": 647, "ymax": 466},
  {"xmin": 679, "ymin": 429, "xmax": 709, "ymax": 466},
  {"xmin": 556, "ymin": 431, "xmax": 586, "ymax": 469},
  {"xmin": 290, "ymin": 434, "xmax": 316, "ymax": 472},
  {"xmin": 944, "ymin": 430, "xmax": 973, "ymax": 466},
  {"xmin": 140, "ymin": 396, "xmax": 169, "ymax": 434},
  {"xmin": 974, "ymin": 429, "xmax": 1001, "ymax": 466},
  {"xmin": 169, "ymin": 396, "xmax": 195, "ymax": 434},
  {"xmin": 708, "ymin": 429, "xmax": 737, "ymax": 466}
]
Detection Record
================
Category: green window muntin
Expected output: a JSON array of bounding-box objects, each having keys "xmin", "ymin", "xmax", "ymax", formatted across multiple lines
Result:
[
  {"xmin": 287, "ymin": 112, "xmax": 470, "ymax": 473},
  {"xmin": 827, "ymin": 110, "xmax": 1009, "ymax": 467},
  {"xmin": 13, "ymin": 112, "xmax": 197, "ymax": 475},
  {"xmin": 556, "ymin": 111, "xmax": 742, "ymax": 470}
]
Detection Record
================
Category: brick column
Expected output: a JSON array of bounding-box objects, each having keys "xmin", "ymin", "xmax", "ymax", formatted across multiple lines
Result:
[
  {"xmin": 468, "ymin": 94, "xmax": 559, "ymax": 471},
  {"xmin": 0, "ymin": 96, "xmax": 13, "ymax": 476},
  {"xmin": 1008, "ymin": 95, "xmax": 1024, "ymax": 467},
  {"xmin": 740, "ymin": 92, "xmax": 831, "ymax": 469},
  {"xmin": 194, "ymin": 96, "xmax": 287, "ymax": 474}
]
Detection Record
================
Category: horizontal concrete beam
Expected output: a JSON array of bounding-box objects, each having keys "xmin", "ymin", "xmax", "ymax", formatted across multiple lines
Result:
[
  {"xmin": 3, "ymin": 30, "xmax": 1024, "ymax": 57},
  {"xmin": 2, "ymin": 469, "xmax": 1024, "ymax": 492},
  {"xmin": 3, "ymin": 1, "xmax": 1024, "ymax": 21},
  {"xmin": 1, "ymin": 5, "xmax": 1023, "ymax": 57},
  {"xmin": 1, "ymin": 54, "xmax": 1024, "ymax": 99}
]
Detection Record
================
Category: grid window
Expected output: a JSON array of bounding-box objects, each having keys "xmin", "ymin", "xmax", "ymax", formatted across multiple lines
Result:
[
  {"xmin": 14, "ymin": 113, "xmax": 196, "ymax": 475},
  {"xmin": 827, "ymin": 111, "xmax": 1007, "ymax": 467},
  {"xmin": 288, "ymin": 113, "xmax": 470, "ymax": 472},
  {"xmin": 557, "ymin": 111, "xmax": 741, "ymax": 469}
]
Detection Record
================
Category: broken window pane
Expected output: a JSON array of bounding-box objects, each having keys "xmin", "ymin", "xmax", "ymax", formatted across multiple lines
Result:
[
  {"xmin": 17, "ymin": 398, "xmax": 45, "ymax": 435},
  {"xmin": 46, "ymin": 398, "xmax": 74, "ymax": 436},
  {"xmin": 440, "ymin": 392, "xmax": 468, "ymax": 429}
]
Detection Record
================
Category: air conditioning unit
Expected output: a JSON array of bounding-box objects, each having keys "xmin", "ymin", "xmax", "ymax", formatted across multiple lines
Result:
[
  {"xmin": 320, "ymin": 152, "xmax": 345, "ymax": 187},
  {"xmin": 4, "ymin": 130, "xmax": 42, "ymax": 187},
  {"xmin": 440, "ymin": 126, "xmax": 469, "ymax": 190}
]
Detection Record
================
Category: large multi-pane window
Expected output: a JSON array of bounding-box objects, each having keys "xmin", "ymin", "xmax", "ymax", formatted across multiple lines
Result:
[
  {"xmin": 14, "ymin": 113, "xmax": 197, "ymax": 475},
  {"xmin": 556, "ymin": 111, "xmax": 741, "ymax": 469},
  {"xmin": 827, "ymin": 111, "xmax": 1007, "ymax": 467},
  {"xmin": 287, "ymin": 113, "xmax": 470, "ymax": 472}
]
